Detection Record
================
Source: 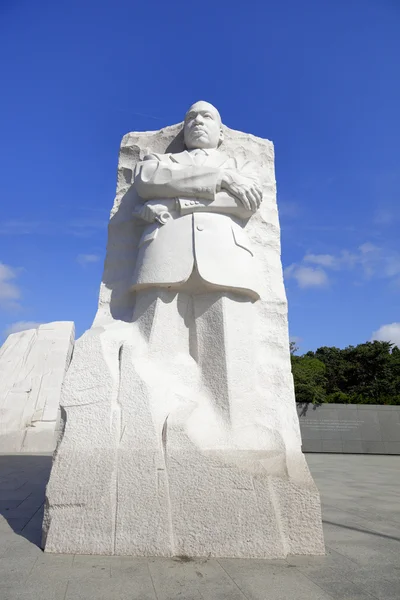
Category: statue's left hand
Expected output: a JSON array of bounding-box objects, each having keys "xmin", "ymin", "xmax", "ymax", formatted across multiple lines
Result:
[{"xmin": 219, "ymin": 170, "xmax": 262, "ymax": 212}]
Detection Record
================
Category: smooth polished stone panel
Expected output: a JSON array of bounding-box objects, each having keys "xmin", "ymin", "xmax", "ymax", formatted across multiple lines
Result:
[{"xmin": 298, "ymin": 403, "xmax": 400, "ymax": 454}]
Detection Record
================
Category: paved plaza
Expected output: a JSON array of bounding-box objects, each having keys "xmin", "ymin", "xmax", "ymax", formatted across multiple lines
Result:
[{"xmin": 0, "ymin": 453, "xmax": 399, "ymax": 600}]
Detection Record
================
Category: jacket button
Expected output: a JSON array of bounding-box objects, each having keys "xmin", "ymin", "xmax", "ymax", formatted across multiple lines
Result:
[{"xmin": 196, "ymin": 225, "xmax": 204, "ymax": 231}]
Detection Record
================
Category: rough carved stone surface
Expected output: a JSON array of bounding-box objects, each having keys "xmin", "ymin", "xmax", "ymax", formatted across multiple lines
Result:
[
  {"xmin": 43, "ymin": 112, "xmax": 325, "ymax": 557},
  {"xmin": 0, "ymin": 322, "xmax": 74, "ymax": 453}
]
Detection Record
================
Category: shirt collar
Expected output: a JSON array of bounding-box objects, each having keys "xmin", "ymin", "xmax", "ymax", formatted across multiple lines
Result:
[{"xmin": 188, "ymin": 147, "xmax": 217, "ymax": 157}]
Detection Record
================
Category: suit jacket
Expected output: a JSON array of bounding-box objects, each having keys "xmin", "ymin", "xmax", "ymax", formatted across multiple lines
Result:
[{"xmin": 132, "ymin": 149, "xmax": 261, "ymax": 300}]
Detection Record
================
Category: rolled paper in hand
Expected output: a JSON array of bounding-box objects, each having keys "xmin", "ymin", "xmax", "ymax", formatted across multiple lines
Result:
[
  {"xmin": 155, "ymin": 211, "xmax": 171, "ymax": 225},
  {"xmin": 132, "ymin": 207, "xmax": 171, "ymax": 226}
]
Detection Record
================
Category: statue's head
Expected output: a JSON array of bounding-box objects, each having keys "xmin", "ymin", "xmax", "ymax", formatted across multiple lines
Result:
[{"xmin": 184, "ymin": 101, "xmax": 223, "ymax": 150}]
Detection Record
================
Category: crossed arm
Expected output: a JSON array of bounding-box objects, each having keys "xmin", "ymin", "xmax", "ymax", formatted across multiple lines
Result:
[{"xmin": 134, "ymin": 154, "xmax": 262, "ymax": 222}]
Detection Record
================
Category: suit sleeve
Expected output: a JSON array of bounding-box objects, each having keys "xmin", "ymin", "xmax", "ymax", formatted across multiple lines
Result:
[
  {"xmin": 134, "ymin": 154, "xmax": 221, "ymax": 201},
  {"xmin": 178, "ymin": 193, "xmax": 253, "ymax": 220},
  {"xmin": 178, "ymin": 158, "xmax": 262, "ymax": 219}
]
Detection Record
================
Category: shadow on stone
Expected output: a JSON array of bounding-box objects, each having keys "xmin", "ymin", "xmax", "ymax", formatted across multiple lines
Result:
[
  {"xmin": 165, "ymin": 129, "xmax": 184, "ymax": 154},
  {"xmin": 99, "ymin": 129, "xmax": 186, "ymax": 325},
  {"xmin": 297, "ymin": 401, "xmax": 322, "ymax": 417},
  {"xmin": 0, "ymin": 454, "xmax": 52, "ymax": 549},
  {"xmin": 98, "ymin": 126, "xmax": 192, "ymax": 325},
  {"xmin": 323, "ymin": 519, "xmax": 400, "ymax": 543}
]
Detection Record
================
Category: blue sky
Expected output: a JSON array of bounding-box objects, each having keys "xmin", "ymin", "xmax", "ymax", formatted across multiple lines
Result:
[{"xmin": 0, "ymin": 0, "xmax": 399, "ymax": 351}]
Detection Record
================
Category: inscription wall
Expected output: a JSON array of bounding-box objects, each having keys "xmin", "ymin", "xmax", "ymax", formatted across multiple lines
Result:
[{"xmin": 297, "ymin": 403, "xmax": 400, "ymax": 454}]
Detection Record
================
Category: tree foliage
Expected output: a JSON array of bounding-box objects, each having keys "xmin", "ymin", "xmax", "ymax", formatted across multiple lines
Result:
[{"xmin": 291, "ymin": 341, "xmax": 400, "ymax": 405}]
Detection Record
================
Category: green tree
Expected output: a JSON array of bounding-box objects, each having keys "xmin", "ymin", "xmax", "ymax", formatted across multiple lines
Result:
[
  {"xmin": 313, "ymin": 346, "xmax": 350, "ymax": 397},
  {"xmin": 343, "ymin": 341, "xmax": 399, "ymax": 404},
  {"xmin": 291, "ymin": 355, "xmax": 327, "ymax": 404},
  {"xmin": 291, "ymin": 340, "xmax": 400, "ymax": 405}
]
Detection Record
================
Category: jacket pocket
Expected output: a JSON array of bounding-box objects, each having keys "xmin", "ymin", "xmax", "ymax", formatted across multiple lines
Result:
[
  {"xmin": 231, "ymin": 225, "xmax": 254, "ymax": 256},
  {"xmin": 138, "ymin": 225, "xmax": 158, "ymax": 247}
]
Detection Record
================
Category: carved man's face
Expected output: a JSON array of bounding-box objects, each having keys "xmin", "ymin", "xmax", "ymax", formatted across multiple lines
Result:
[{"xmin": 184, "ymin": 101, "xmax": 223, "ymax": 150}]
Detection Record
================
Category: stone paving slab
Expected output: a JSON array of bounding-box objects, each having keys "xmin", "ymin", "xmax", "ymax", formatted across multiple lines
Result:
[{"xmin": 0, "ymin": 453, "xmax": 399, "ymax": 599}]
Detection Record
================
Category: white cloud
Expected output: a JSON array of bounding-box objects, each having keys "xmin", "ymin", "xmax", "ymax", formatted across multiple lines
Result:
[
  {"xmin": 304, "ymin": 251, "xmax": 358, "ymax": 270},
  {"xmin": 371, "ymin": 323, "xmax": 400, "ymax": 348},
  {"xmin": 286, "ymin": 243, "xmax": 400, "ymax": 290},
  {"xmin": 374, "ymin": 208, "xmax": 399, "ymax": 226},
  {"xmin": 340, "ymin": 250, "xmax": 359, "ymax": 268},
  {"xmin": 304, "ymin": 253, "xmax": 337, "ymax": 268},
  {"xmin": 385, "ymin": 256, "xmax": 400, "ymax": 278},
  {"xmin": 0, "ymin": 262, "xmax": 21, "ymax": 308},
  {"xmin": 284, "ymin": 264, "xmax": 328, "ymax": 289},
  {"xmin": 356, "ymin": 243, "xmax": 400, "ymax": 280},
  {"xmin": 77, "ymin": 254, "xmax": 100, "ymax": 266},
  {"xmin": 359, "ymin": 242, "xmax": 378, "ymax": 254},
  {"xmin": 3, "ymin": 321, "xmax": 42, "ymax": 338}
]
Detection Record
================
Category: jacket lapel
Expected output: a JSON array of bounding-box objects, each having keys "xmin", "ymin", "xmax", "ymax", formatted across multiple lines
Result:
[
  {"xmin": 169, "ymin": 150, "xmax": 194, "ymax": 165},
  {"xmin": 204, "ymin": 150, "xmax": 233, "ymax": 169}
]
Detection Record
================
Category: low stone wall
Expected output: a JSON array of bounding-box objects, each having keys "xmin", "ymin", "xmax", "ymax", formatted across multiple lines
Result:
[{"xmin": 297, "ymin": 403, "xmax": 400, "ymax": 454}]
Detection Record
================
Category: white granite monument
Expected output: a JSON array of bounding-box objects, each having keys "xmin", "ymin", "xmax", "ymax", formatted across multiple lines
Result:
[{"xmin": 43, "ymin": 102, "xmax": 325, "ymax": 558}]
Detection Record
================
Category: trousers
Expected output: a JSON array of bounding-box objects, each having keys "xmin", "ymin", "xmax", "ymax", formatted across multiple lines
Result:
[{"xmin": 129, "ymin": 266, "xmax": 257, "ymax": 431}]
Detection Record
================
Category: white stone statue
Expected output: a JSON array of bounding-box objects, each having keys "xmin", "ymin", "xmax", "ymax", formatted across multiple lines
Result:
[
  {"xmin": 43, "ymin": 102, "xmax": 325, "ymax": 558},
  {"xmin": 132, "ymin": 101, "xmax": 261, "ymax": 297}
]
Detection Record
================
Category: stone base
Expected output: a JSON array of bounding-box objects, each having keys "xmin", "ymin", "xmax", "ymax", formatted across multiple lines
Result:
[
  {"xmin": 44, "ymin": 449, "xmax": 324, "ymax": 558},
  {"xmin": 43, "ymin": 324, "xmax": 324, "ymax": 558}
]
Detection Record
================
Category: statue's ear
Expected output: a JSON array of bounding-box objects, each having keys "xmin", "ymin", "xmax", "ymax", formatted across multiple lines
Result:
[{"xmin": 218, "ymin": 127, "xmax": 224, "ymax": 146}]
